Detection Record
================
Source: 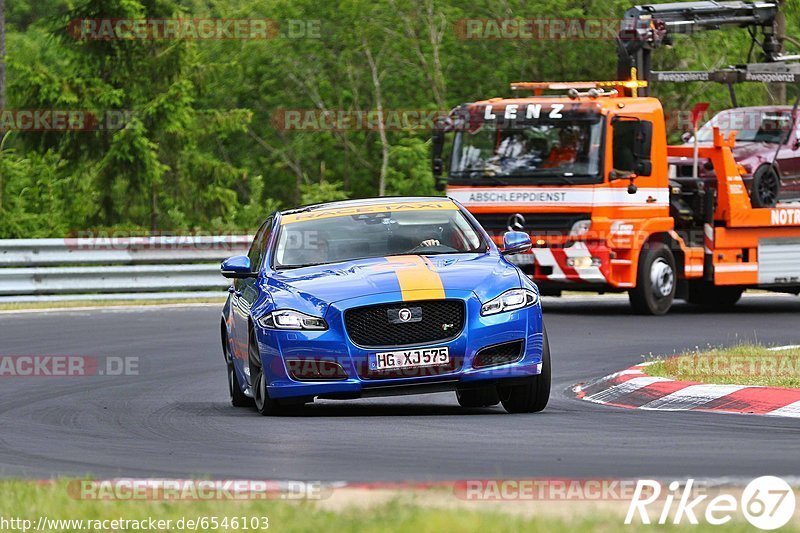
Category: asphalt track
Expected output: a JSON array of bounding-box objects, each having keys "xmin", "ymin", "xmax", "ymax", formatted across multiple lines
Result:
[{"xmin": 1, "ymin": 294, "xmax": 800, "ymax": 481}]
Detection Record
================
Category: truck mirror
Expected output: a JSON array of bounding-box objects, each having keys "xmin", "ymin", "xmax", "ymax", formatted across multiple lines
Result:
[
  {"xmin": 633, "ymin": 121, "xmax": 653, "ymax": 176},
  {"xmin": 636, "ymin": 159, "xmax": 652, "ymax": 177},
  {"xmin": 431, "ymin": 130, "xmax": 445, "ymax": 175},
  {"xmin": 612, "ymin": 119, "xmax": 638, "ymax": 173}
]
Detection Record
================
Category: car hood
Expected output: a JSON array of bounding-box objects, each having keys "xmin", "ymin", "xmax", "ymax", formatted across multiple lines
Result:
[
  {"xmin": 264, "ymin": 253, "xmax": 521, "ymax": 315},
  {"xmin": 670, "ymin": 141, "xmax": 772, "ymax": 164}
]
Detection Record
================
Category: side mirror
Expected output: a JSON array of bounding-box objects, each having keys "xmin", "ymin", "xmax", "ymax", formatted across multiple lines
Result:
[
  {"xmin": 221, "ymin": 255, "xmax": 256, "ymax": 279},
  {"xmin": 501, "ymin": 231, "xmax": 532, "ymax": 256}
]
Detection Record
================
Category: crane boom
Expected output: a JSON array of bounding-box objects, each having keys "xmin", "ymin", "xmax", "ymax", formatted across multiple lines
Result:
[{"xmin": 617, "ymin": 1, "xmax": 782, "ymax": 94}]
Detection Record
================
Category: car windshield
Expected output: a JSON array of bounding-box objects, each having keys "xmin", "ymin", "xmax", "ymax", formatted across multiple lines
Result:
[
  {"xmin": 274, "ymin": 205, "xmax": 487, "ymax": 268},
  {"xmin": 696, "ymin": 110, "xmax": 793, "ymax": 144},
  {"xmin": 449, "ymin": 118, "xmax": 603, "ymax": 182}
]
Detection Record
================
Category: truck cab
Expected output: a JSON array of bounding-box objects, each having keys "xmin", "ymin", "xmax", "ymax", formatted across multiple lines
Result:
[
  {"xmin": 435, "ymin": 84, "xmax": 675, "ymax": 303},
  {"xmin": 433, "ymin": 81, "xmax": 800, "ymax": 315}
]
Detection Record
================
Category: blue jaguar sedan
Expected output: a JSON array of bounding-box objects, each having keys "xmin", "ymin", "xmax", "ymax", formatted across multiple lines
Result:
[{"xmin": 220, "ymin": 197, "xmax": 550, "ymax": 415}]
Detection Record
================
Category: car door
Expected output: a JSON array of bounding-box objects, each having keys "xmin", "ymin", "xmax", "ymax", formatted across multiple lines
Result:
[
  {"xmin": 774, "ymin": 111, "xmax": 800, "ymax": 200},
  {"xmin": 231, "ymin": 217, "xmax": 273, "ymax": 368},
  {"xmin": 785, "ymin": 114, "xmax": 800, "ymax": 198}
]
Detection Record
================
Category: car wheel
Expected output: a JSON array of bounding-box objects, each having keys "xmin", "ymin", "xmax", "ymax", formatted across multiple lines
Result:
[
  {"xmin": 499, "ymin": 327, "xmax": 551, "ymax": 414},
  {"xmin": 751, "ymin": 165, "xmax": 780, "ymax": 208},
  {"xmin": 248, "ymin": 325, "xmax": 286, "ymax": 416},
  {"xmin": 629, "ymin": 242, "xmax": 676, "ymax": 316},
  {"xmin": 223, "ymin": 326, "xmax": 254, "ymax": 407},
  {"xmin": 228, "ymin": 363, "xmax": 255, "ymax": 407},
  {"xmin": 456, "ymin": 386, "xmax": 500, "ymax": 408},
  {"xmin": 688, "ymin": 283, "xmax": 743, "ymax": 310}
]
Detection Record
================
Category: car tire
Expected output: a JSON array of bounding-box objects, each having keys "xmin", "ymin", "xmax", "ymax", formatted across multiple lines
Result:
[
  {"xmin": 629, "ymin": 242, "xmax": 676, "ymax": 316},
  {"xmin": 499, "ymin": 327, "xmax": 551, "ymax": 414},
  {"xmin": 228, "ymin": 363, "xmax": 255, "ymax": 407},
  {"xmin": 248, "ymin": 325, "xmax": 294, "ymax": 416},
  {"xmin": 456, "ymin": 386, "xmax": 500, "ymax": 408},
  {"xmin": 223, "ymin": 326, "xmax": 254, "ymax": 407},
  {"xmin": 750, "ymin": 165, "xmax": 780, "ymax": 208},
  {"xmin": 688, "ymin": 283, "xmax": 743, "ymax": 310}
]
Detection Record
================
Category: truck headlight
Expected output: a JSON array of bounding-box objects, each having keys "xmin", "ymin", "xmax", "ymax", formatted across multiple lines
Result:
[
  {"xmin": 481, "ymin": 288, "xmax": 539, "ymax": 316},
  {"xmin": 259, "ymin": 310, "xmax": 328, "ymax": 330}
]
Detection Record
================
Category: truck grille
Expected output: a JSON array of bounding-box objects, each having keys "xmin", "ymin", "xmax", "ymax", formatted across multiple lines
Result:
[
  {"xmin": 344, "ymin": 300, "xmax": 465, "ymax": 348},
  {"xmin": 472, "ymin": 213, "xmax": 590, "ymax": 235}
]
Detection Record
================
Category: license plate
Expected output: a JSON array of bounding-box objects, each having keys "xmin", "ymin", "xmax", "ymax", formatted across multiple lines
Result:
[{"xmin": 373, "ymin": 347, "xmax": 449, "ymax": 371}]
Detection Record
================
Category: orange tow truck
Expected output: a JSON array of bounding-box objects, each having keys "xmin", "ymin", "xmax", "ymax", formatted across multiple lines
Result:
[
  {"xmin": 434, "ymin": 80, "xmax": 800, "ymax": 314},
  {"xmin": 431, "ymin": 1, "xmax": 800, "ymax": 315}
]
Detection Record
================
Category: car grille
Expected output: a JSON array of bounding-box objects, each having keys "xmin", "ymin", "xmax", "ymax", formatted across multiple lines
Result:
[
  {"xmin": 344, "ymin": 300, "xmax": 465, "ymax": 348},
  {"xmin": 472, "ymin": 213, "xmax": 590, "ymax": 235}
]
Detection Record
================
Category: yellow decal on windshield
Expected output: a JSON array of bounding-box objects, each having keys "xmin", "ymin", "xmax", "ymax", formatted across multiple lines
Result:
[{"xmin": 280, "ymin": 201, "xmax": 457, "ymax": 224}]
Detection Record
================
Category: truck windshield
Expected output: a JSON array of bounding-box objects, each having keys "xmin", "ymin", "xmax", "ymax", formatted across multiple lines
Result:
[
  {"xmin": 449, "ymin": 118, "xmax": 603, "ymax": 184},
  {"xmin": 696, "ymin": 109, "xmax": 793, "ymax": 144}
]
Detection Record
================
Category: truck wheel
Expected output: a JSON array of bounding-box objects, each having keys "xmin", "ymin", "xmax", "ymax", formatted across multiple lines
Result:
[
  {"xmin": 751, "ymin": 166, "xmax": 780, "ymax": 208},
  {"xmin": 688, "ymin": 284, "xmax": 743, "ymax": 310},
  {"xmin": 499, "ymin": 327, "xmax": 551, "ymax": 414},
  {"xmin": 456, "ymin": 386, "xmax": 500, "ymax": 408},
  {"xmin": 629, "ymin": 242, "xmax": 676, "ymax": 315}
]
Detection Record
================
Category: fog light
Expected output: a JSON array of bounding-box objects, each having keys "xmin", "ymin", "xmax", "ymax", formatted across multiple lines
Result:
[
  {"xmin": 566, "ymin": 256, "xmax": 602, "ymax": 269},
  {"xmin": 285, "ymin": 359, "xmax": 348, "ymax": 381}
]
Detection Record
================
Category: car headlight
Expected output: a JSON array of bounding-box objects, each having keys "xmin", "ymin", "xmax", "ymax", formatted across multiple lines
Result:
[
  {"xmin": 258, "ymin": 310, "xmax": 328, "ymax": 330},
  {"xmin": 481, "ymin": 288, "xmax": 539, "ymax": 316}
]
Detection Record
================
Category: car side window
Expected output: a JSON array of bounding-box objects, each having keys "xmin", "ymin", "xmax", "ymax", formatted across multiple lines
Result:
[{"xmin": 247, "ymin": 217, "xmax": 274, "ymax": 273}]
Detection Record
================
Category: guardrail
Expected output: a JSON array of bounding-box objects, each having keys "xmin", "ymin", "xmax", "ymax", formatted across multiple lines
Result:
[{"xmin": 0, "ymin": 236, "xmax": 252, "ymax": 301}]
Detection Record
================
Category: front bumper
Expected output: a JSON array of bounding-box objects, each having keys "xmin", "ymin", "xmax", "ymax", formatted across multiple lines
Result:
[
  {"xmin": 508, "ymin": 242, "xmax": 612, "ymax": 286},
  {"xmin": 249, "ymin": 289, "xmax": 544, "ymax": 400}
]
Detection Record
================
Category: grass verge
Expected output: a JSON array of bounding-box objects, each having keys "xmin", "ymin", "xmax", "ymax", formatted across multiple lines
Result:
[
  {"xmin": 646, "ymin": 344, "xmax": 800, "ymax": 387},
  {"xmin": 0, "ymin": 480, "xmax": 779, "ymax": 532}
]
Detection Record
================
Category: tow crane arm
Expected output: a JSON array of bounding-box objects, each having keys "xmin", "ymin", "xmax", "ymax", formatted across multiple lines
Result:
[{"xmin": 617, "ymin": 0, "xmax": 787, "ymax": 94}]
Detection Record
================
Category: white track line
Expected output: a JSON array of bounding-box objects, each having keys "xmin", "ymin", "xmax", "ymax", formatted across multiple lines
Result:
[
  {"xmin": 583, "ymin": 376, "xmax": 670, "ymax": 404},
  {"xmin": 639, "ymin": 384, "xmax": 746, "ymax": 411},
  {"xmin": 768, "ymin": 345, "xmax": 800, "ymax": 351},
  {"xmin": 766, "ymin": 400, "xmax": 800, "ymax": 418}
]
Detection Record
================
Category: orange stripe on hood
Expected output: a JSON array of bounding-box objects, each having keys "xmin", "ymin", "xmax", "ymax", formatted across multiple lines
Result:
[{"xmin": 385, "ymin": 256, "xmax": 445, "ymax": 301}]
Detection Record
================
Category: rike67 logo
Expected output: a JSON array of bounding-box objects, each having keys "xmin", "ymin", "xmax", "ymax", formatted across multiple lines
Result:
[{"xmin": 626, "ymin": 476, "xmax": 796, "ymax": 530}]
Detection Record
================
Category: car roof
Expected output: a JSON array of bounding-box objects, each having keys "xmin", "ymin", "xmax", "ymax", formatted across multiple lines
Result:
[
  {"xmin": 279, "ymin": 196, "xmax": 455, "ymax": 216},
  {"xmin": 714, "ymin": 106, "xmax": 795, "ymax": 113}
]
